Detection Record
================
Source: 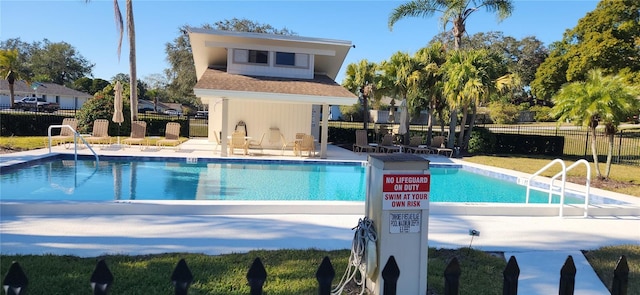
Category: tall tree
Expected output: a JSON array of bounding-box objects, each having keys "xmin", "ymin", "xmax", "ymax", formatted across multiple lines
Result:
[
  {"xmin": 0, "ymin": 49, "xmax": 30, "ymax": 109},
  {"xmin": 380, "ymin": 51, "xmax": 421, "ymax": 144},
  {"xmin": 388, "ymin": 0, "xmax": 514, "ymax": 51},
  {"xmin": 87, "ymin": 0, "xmax": 138, "ymax": 121},
  {"xmin": 410, "ymin": 42, "xmax": 447, "ymax": 144},
  {"xmin": 551, "ymin": 69, "xmax": 640, "ymax": 179},
  {"xmin": 389, "ymin": 0, "xmax": 514, "ymax": 148},
  {"xmin": 532, "ymin": 0, "xmax": 640, "ymax": 100},
  {"xmin": 342, "ymin": 59, "xmax": 381, "ymax": 129},
  {"xmin": 29, "ymin": 40, "xmax": 93, "ymax": 86}
]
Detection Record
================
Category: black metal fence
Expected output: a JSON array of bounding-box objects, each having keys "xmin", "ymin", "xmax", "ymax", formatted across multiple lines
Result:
[
  {"xmin": 2, "ymin": 254, "xmax": 629, "ymax": 295},
  {"xmin": 0, "ymin": 109, "xmax": 208, "ymax": 138}
]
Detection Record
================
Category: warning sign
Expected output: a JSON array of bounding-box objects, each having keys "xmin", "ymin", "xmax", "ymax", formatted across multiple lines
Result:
[
  {"xmin": 389, "ymin": 211, "xmax": 421, "ymax": 233},
  {"xmin": 382, "ymin": 174, "xmax": 430, "ymax": 210}
]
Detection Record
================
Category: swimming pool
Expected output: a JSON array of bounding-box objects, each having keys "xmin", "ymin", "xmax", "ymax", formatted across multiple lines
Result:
[{"xmin": 0, "ymin": 155, "xmax": 595, "ymax": 204}]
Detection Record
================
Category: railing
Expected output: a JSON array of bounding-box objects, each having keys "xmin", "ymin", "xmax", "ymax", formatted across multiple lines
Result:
[
  {"xmin": 526, "ymin": 159, "xmax": 566, "ymax": 211},
  {"xmin": 2, "ymin": 254, "xmax": 630, "ymax": 295},
  {"xmin": 525, "ymin": 158, "xmax": 592, "ymax": 217},
  {"xmin": 47, "ymin": 125, "xmax": 99, "ymax": 164},
  {"xmin": 549, "ymin": 159, "xmax": 591, "ymax": 217}
]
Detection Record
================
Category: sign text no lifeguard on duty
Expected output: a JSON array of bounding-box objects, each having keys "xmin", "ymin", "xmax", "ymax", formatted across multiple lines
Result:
[{"xmin": 382, "ymin": 174, "xmax": 430, "ymax": 210}]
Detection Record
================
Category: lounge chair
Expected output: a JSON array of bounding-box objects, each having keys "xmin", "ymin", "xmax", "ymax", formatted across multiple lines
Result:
[
  {"xmin": 50, "ymin": 118, "xmax": 77, "ymax": 148},
  {"xmin": 353, "ymin": 129, "xmax": 377, "ymax": 153},
  {"xmin": 404, "ymin": 136, "xmax": 431, "ymax": 154},
  {"xmin": 228, "ymin": 131, "xmax": 248, "ymax": 155},
  {"xmin": 295, "ymin": 134, "xmax": 316, "ymax": 157},
  {"xmin": 378, "ymin": 133, "xmax": 401, "ymax": 153},
  {"xmin": 213, "ymin": 131, "xmax": 222, "ymax": 152},
  {"xmin": 84, "ymin": 119, "xmax": 112, "ymax": 145},
  {"xmin": 429, "ymin": 136, "xmax": 454, "ymax": 157},
  {"xmin": 156, "ymin": 122, "xmax": 182, "ymax": 148},
  {"xmin": 248, "ymin": 132, "xmax": 265, "ymax": 153},
  {"xmin": 123, "ymin": 121, "xmax": 147, "ymax": 149}
]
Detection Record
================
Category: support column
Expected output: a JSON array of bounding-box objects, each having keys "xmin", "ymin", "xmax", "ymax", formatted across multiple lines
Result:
[
  {"xmin": 320, "ymin": 104, "xmax": 329, "ymax": 159},
  {"xmin": 221, "ymin": 98, "xmax": 229, "ymax": 157}
]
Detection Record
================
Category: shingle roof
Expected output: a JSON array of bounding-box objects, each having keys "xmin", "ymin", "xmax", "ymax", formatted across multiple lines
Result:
[
  {"xmin": 0, "ymin": 80, "xmax": 92, "ymax": 98},
  {"xmin": 194, "ymin": 69, "xmax": 357, "ymax": 99}
]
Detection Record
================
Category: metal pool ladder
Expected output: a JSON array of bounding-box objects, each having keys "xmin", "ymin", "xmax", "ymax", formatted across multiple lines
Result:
[
  {"xmin": 525, "ymin": 158, "xmax": 591, "ymax": 217},
  {"xmin": 48, "ymin": 124, "xmax": 99, "ymax": 164}
]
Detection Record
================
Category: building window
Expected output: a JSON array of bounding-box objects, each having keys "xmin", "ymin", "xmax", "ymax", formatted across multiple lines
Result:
[
  {"xmin": 248, "ymin": 50, "xmax": 268, "ymax": 64},
  {"xmin": 275, "ymin": 52, "xmax": 295, "ymax": 66}
]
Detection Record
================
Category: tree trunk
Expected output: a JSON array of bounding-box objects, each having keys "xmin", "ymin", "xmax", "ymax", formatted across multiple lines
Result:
[
  {"xmin": 426, "ymin": 106, "xmax": 434, "ymax": 146},
  {"xmin": 447, "ymin": 109, "xmax": 457, "ymax": 148},
  {"xmin": 463, "ymin": 104, "xmax": 478, "ymax": 151},
  {"xmin": 590, "ymin": 127, "xmax": 602, "ymax": 178},
  {"xmin": 8, "ymin": 82, "xmax": 15, "ymax": 109},
  {"xmin": 457, "ymin": 105, "xmax": 468, "ymax": 150},
  {"xmin": 604, "ymin": 132, "xmax": 614, "ymax": 179},
  {"xmin": 127, "ymin": 0, "xmax": 138, "ymax": 122}
]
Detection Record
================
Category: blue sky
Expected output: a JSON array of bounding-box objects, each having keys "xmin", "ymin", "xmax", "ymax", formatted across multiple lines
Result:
[{"xmin": 1, "ymin": 0, "xmax": 599, "ymax": 84}]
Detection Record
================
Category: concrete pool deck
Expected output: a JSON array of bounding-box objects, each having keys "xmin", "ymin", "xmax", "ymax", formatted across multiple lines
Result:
[{"xmin": 1, "ymin": 139, "xmax": 639, "ymax": 294}]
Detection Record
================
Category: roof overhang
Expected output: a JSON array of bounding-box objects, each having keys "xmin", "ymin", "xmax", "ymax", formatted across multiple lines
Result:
[{"xmin": 187, "ymin": 27, "xmax": 353, "ymax": 80}]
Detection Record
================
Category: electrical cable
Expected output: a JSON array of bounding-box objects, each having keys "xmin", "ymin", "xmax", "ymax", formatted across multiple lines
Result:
[{"xmin": 332, "ymin": 217, "xmax": 377, "ymax": 295}]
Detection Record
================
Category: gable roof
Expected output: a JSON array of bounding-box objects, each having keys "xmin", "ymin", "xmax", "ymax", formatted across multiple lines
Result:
[
  {"xmin": 0, "ymin": 80, "xmax": 92, "ymax": 99},
  {"xmin": 193, "ymin": 69, "xmax": 358, "ymax": 105}
]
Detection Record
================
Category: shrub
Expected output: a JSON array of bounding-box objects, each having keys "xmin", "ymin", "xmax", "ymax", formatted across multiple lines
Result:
[
  {"xmin": 487, "ymin": 101, "xmax": 519, "ymax": 124},
  {"xmin": 467, "ymin": 127, "xmax": 496, "ymax": 154},
  {"xmin": 76, "ymin": 94, "xmax": 131, "ymax": 135},
  {"xmin": 530, "ymin": 105, "xmax": 555, "ymax": 122}
]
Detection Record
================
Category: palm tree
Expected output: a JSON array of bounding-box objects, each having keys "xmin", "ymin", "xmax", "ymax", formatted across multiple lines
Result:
[
  {"xmin": 342, "ymin": 59, "xmax": 381, "ymax": 129},
  {"xmin": 380, "ymin": 51, "xmax": 421, "ymax": 144},
  {"xmin": 551, "ymin": 69, "xmax": 640, "ymax": 179},
  {"xmin": 87, "ymin": 0, "xmax": 138, "ymax": 121},
  {"xmin": 0, "ymin": 49, "xmax": 29, "ymax": 109},
  {"xmin": 389, "ymin": 0, "xmax": 513, "ymax": 148},
  {"xmin": 409, "ymin": 42, "xmax": 447, "ymax": 145},
  {"xmin": 441, "ymin": 49, "xmax": 506, "ymax": 150}
]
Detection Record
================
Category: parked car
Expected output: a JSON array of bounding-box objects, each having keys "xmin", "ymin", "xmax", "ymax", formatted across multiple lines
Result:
[
  {"xmin": 163, "ymin": 109, "xmax": 181, "ymax": 116},
  {"xmin": 14, "ymin": 97, "xmax": 59, "ymax": 112},
  {"xmin": 194, "ymin": 111, "xmax": 208, "ymax": 119}
]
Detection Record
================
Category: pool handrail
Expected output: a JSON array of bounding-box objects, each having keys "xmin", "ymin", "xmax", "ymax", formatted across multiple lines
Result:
[
  {"xmin": 549, "ymin": 159, "xmax": 591, "ymax": 217},
  {"xmin": 48, "ymin": 125, "xmax": 99, "ymax": 164},
  {"xmin": 525, "ymin": 159, "xmax": 566, "ymax": 215}
]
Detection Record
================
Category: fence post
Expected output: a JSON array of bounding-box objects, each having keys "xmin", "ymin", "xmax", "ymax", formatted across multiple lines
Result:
[
  {"xmin": 616, "ymin": 130, "xmax": 624, "ymax": 164},
  {"xmin": 2, "ymin": 261, "xmax": 28, "ymax": 295},
  {"xmin": 444, "ymin": 257, "xmax": 461, "ymax": 295},
  {"xmin": 611, "ymin": 255, "xmax": 629, "ymax": 295},
  {"xmin": 315, "ymin": 256, "xmax": 335, "ymax": 295},
  {"xmin": 502, "ymin": 256, "xmax": 519, "ymax": 295},
  {"xmin": 171, "ymin": 258, "xmax": 193, "ymax": 295},
  {"xmin": 381, "ymin": 255, "xmax": 400, "ymax": 295},
  {"xmin": 90, "ymin": 259, "xmax": 113, "ymax": 295},
  {"xmin": 246, "ymin": 257, "xmax": 267, "ymax": 295},
  {"xmin": 558, "ymin": 255, "xmax": 576, "ymax": 295}
]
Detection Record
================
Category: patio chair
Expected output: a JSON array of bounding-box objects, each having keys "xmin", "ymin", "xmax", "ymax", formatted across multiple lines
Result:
[
  {"xmin": 123, "ymin": 121, "xmax": 148, "ymax": 149},
  {"xmin": 228, "ymin": 130, "xmax": 249, "ymax": 155},
  {"xmin": 213, "ymin": 130, "xmax": 222, "ymax": 152},
  {"xmin": 429, "ymin": 136, "xmax": 454, "ymax": 157},
  {"xmin": 156, "ymin": 122, "xmax": 182, "ymax": 148},
  {"xmin": 50, "ymin": 118, "xmax": 77, "ymax": 148},
  {"xmin": 378, "ymin": 133, "xmax": 401, "ymax": 153},
  {"xmin": 84, "ymin": 119, "xmax": 112, "ymax": 145},
  {"xmin": 248, "ymin": 132, "xmax": 265, "ymax": 152},
  {"xmin": 295, "ymin": 134, "xmax": 316, "ymax": 157},
  {"xmin": 353, "ymin": 129, "xmax": 377, "ymax": 153},
  {"xmin": 404, "ymin": 136, "xmax": 431, "ymax": 154}
]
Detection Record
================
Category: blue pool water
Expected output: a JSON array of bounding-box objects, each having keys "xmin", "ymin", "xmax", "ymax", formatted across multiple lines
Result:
[{"xmin": 0, "ymin": 156, "xmax": 587, "ymax": 204}]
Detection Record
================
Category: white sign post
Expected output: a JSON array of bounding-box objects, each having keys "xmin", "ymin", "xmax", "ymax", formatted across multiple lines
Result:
[{"xmin": 365, "ymin": 154, "xmax": 430, "ymax": 295}]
